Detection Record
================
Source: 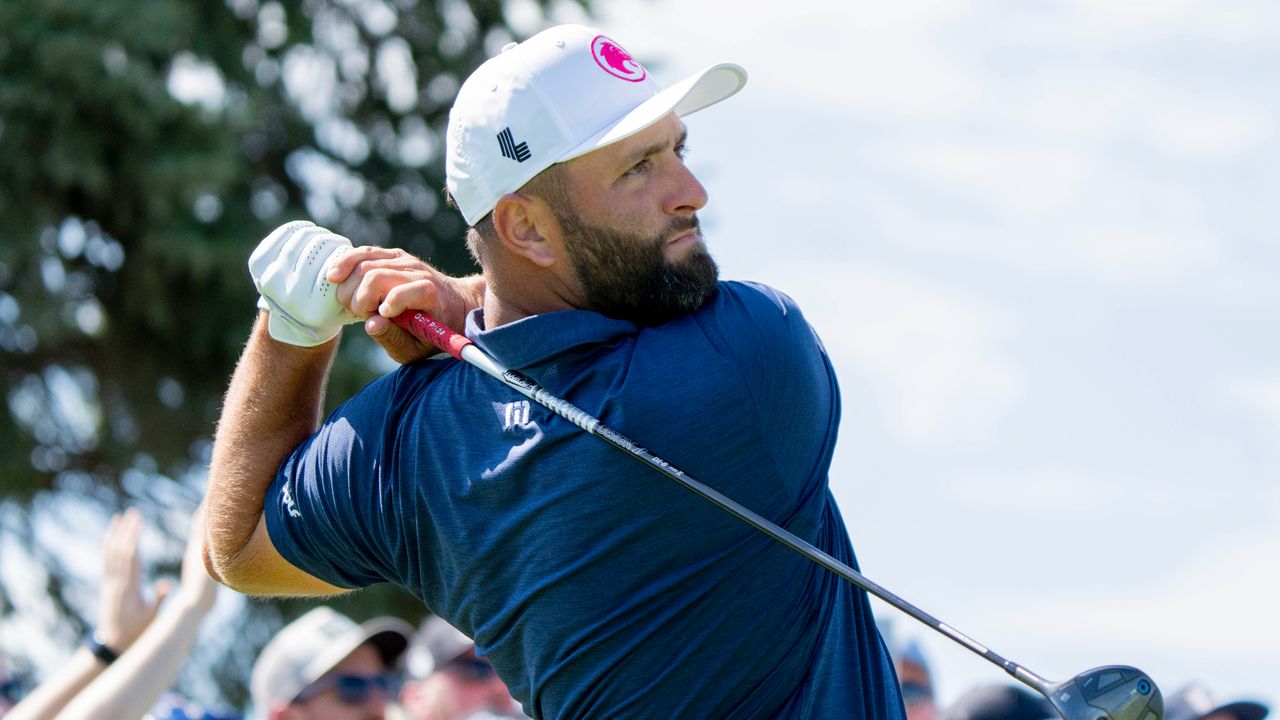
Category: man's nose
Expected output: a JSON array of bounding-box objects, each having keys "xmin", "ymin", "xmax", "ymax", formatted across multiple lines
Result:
[{"xmin": 667, "ymin": 160, "xmax": 708, "ymax": 216}]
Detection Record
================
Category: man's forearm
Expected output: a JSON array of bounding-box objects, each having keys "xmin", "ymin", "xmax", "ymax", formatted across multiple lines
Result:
[{"xmin": 204, "ymin": 312, "xmax": 338, "ymax": 584}]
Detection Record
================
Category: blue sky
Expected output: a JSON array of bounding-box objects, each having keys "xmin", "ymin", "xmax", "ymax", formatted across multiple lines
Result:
[{"xmin": 586, "ymin": 0, "xmax": 1280, "ymax": 710}]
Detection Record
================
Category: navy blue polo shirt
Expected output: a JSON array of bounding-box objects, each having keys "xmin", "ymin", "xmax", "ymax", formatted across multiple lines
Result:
[{"xmin": 265, "ymin": 281, "xmax": 905, "ymax": 720}]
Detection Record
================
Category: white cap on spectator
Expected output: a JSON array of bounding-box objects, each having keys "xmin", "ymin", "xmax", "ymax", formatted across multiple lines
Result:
[
  {"xmin": 445, "ymin": 23, "xmax": 747, "ymax": 226},
  {"xmin": 250, "ymin": 607, "xmax": 411, "ymax": 719},
  {"xmin": 405, "ymin": 615, "xmax": 476, "ymax": 679}
]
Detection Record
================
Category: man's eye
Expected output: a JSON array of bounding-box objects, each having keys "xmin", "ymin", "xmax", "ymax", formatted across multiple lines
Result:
[
  {"xmin": 625, "ymin": 158, "xmax": 651, "ymax": 176},
  {"xmin": 675, "ymin": 144, "xmax": 691, "ymax": 160}
]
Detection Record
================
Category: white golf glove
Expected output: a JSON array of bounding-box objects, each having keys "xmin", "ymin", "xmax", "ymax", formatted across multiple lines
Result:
[{"xmin": 248, "ymin": 220, "xmax": 361, "ymax": 347}]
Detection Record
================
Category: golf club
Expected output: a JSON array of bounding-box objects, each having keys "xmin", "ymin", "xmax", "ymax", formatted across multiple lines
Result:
[{"xmin": 392, "ymin": 309, "xmax": 1164, "ymax": 720}]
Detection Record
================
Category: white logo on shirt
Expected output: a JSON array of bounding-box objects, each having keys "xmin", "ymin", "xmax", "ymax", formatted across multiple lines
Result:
[
  {"xmin": 503, "ymin": 400, "xmax": 531, "ymax": 429},
  {"xmin": 282, "ymin": 481, "xmax": 302, "ymax": 518}
]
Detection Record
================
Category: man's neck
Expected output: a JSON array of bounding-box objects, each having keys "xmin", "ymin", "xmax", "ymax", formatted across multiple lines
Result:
[
  {"xmin": 481, "ymin": 288, "xmax": 529, "ymax": 329},
  {"xmin": 480, "ymin": 270, "xmax": 581, "ymax": 329}
]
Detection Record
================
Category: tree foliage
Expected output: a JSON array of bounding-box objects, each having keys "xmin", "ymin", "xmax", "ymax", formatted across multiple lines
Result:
[{"xmin": 0, "ymin": 0, "xmax": 587, "ymax": 707}]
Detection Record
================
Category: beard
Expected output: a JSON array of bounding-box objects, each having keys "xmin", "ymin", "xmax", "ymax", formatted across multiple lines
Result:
[{"xmin": 558, "ymin": 212, "xmax": 720, "ymax": 327}]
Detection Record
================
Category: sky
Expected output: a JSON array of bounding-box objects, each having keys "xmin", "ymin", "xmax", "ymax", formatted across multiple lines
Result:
[{"xmin": 580, "ymin": 0, "xmax": 1280, "ymax": 711}]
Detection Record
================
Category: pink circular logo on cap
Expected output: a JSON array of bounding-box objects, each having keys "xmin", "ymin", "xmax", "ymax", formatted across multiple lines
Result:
[{"xmin": 590, "ymin": 35, "xmax": 646, "ymax": 83}]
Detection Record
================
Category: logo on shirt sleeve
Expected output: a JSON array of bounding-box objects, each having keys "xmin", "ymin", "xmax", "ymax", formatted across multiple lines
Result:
[{"xmin": 282, "ymin": 480, "xmax": 302, "ymax": 518}]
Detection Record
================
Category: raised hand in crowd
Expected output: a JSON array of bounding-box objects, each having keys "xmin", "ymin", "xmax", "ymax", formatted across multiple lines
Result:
[
  {"xmin": 5, "ymin": 508, "xmax": 170, "ymax": 720},
  {"xmin": 96, "ymin": 509, "xmax": 173, "ymax": 656},
  {"xmin": 57, "ymin": 504, "xmax": 218, "ymax": 720}
]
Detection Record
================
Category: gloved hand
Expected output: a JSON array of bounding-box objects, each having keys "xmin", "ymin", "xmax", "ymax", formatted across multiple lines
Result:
[{"xmin": 248, "ymin": 221, "xmax": 362, "ymax": 347}]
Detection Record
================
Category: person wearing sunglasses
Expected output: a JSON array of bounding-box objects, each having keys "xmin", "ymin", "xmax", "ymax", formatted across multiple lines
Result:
[
  {"xmin": 250, "ymin": 607, "xmax": 412, "ymax": 720},
  {"xmin": 399, "ymin": 617, "xmax": 522, "ymax": 720}
]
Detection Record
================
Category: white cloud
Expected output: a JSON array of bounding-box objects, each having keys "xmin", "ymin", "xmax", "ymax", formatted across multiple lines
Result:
[
  {"xmin": 1073, "ymin": 0, "xmax": 1201, "ymax": 30},
  {"xmin": 1192, "ymin": 0, "xmax": 1280, "ymax": 44},
  {"xmin": 881, "ymin": 484, "xmax": 1280, "ymax": 703},
  {"xmin": 1216, "ymin": 374, "xmax": 1280, "ymax": 437},
  {"xmin": 1000, "ymin": 491, "xmax": 1280, "ymax": 653},
  {"xmin": 938, "ymin": 466, "xmax": 1177, "ymax": 516},
  {"xmin": 807, "ymin": 267, "xmax": 1023, "ymax": 447},
  {"xmin": 1074, "ymin": 0, "xmax": 1280, "ymax": 46},
  {"xmin": 1026, "ymin": 83, "xmax": 1125, "ymax": 138},
  {"xmin": 600, "ymin": 0, "xmax": 978, "ymax": 119},
  {"xmin": 1081, "ymin": 225, "xmax": 1222, "ymax": 283},
  {"xmin": 848, "ymin": 133, "xmax": 1230, "ymax": 286},
  {"xmin": 898, "ymin": 143, "xmax": 1090, "ymax": 216},
  {"xmin": 1150, "ymin": 103, "xmax": 1276, "ymax": 160}
]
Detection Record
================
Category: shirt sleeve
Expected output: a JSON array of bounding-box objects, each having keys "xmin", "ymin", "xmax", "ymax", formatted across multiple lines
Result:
[{"xmin": 263, "ymin": 369, "xmax": 409, "ymax": 590}]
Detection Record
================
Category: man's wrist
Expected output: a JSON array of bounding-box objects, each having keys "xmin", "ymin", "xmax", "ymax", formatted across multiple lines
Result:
[
  {"xmin": 259, "ymin": 297, "xmax": 348, "ymax": 347},
  {"xmin": 254, "ymin": 310, "xmax": 341, "ymax": 354}
]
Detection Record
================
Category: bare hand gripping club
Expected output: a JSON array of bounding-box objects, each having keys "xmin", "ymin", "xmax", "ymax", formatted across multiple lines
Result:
[{"xmin": 393, "ymin": 310, "xmax": 1164, "ymax": 720}]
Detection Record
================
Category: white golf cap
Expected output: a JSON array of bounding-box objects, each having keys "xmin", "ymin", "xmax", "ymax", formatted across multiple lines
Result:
[
  {"xmin": 404, "ymin": 615, "xmax": 476, "ymax": 679},
  {"xmin": 445, "ymin": 23, "xmax": 747, "ymax": 226},
  {"xmin": 249, "ymin": 607, "xmax": 412, "ymax": 719}
]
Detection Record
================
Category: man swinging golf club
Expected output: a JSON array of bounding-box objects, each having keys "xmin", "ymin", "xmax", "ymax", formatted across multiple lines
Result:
[{"xmin": 204, "ymin": 22, "xmax": 910, "ymax": 719}]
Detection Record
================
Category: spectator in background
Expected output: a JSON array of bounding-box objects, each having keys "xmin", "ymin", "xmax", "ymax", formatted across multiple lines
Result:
[
  {"xmin": 942, "ymin": 684, "xmax": 1054, "ymax": 720},
  {"xmin": 249, "ymin": 607, "xmax": 411, "ymax": 720},
  {"xmin": 7, "ymin": 506, "xmax": 218, "ymax": 720},
  {"xmin": 895, "ymin": 640, "xmax": 938, "ymax": 720},
  {"xmin": 398, "ymin": 617, "xmax": 521, "ymax": 720},
  {"xmin": 146, "ymin": 692, "xmax": 242, "ymax": 720},
  {"xmin": 878, "ymin": 620, "xmax": 938, "ymax": 720},
  {"xmin": 1165, "ymin": 683, "xmax": 1269, "ymax": 720}
]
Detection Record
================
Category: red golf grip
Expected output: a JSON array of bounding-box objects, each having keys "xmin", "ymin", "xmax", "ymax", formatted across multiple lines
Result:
[{"xmin": 392, "ymin": 310, "xmax": 472, "ymax": 360}]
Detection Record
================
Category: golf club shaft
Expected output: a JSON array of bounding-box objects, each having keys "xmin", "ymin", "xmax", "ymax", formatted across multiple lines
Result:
[{"xmin": 393, "ymin": 309, "xmax": 1051, "ymax": 693}]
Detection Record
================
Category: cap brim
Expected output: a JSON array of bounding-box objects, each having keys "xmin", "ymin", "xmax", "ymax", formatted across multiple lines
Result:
[
  {"xmin": 561, "ymin": 62, "xmax": 747, "ymax": 162},
  {"xmin": 297, "ymin": 616, "xmax": 413, "ymax": 698}
]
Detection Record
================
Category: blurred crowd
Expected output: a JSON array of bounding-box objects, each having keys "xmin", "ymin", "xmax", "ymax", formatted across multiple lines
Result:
[
  {"xmin": 0, "ymin": 507, "xmax": 523, "ymax": 720},
  {"xmin": 0, "ymin": 509, "xmax": 1270, "ymax": 720}
]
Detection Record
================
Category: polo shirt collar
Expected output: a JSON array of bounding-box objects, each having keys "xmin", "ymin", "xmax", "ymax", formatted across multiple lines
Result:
[{"xmin": 464, "ymin": 308, "xmax": 638, "ymax": 368}]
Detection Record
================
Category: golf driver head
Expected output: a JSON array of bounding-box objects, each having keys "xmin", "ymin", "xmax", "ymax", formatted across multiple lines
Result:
[{"xmin": 1046, "ymin": 665, "xmax": 1163, "ymax": 720}]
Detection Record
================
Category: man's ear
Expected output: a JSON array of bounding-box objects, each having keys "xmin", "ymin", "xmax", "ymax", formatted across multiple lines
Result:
[{"xmin": 492, "ymin": 192, "xmax": 559, "ymax": 268}]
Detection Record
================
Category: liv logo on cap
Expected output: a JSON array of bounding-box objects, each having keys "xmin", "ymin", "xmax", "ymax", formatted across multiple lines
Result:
[
  {"xmin": 590, "ymin": 35, "xmax": 646, "ymax": 82},
  {"xmin": 496, "ymin": 127, "xmax": 531, "ymax": 162}
]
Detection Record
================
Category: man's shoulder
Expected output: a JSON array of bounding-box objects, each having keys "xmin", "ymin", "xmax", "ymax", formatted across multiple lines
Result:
[
  {"xmin": 717, "ymin": 279, "xmax": 796, "ymax": 301},
  {"xmin": 332, "ymin": 354, "xmax": 458, "ymax": 421},
  {"xmin": 706, "ymin": 280, "xmax": 803, "ymax": 317},
  {"xmin": 687, "ymin": 280, "xmax": 808, "ymax": 337},
  {"xmin": 388, "ymin": 353, "xmax": 460, "ymax": 386}
]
